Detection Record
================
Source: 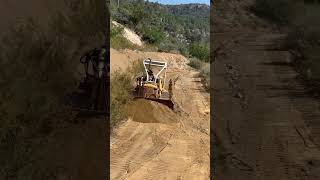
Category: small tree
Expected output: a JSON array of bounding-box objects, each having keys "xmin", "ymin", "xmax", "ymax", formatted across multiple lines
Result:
[
  {"xmin": 142, "ymin": 27, "xmax": 165, "ymax": 45},
  {"xmin": 130, "ymin": 0, "xmax": 146, "ymax": 27},
  {"xmin": 189, "ymin": 43, "xmax": 210, "ymax": 62}
]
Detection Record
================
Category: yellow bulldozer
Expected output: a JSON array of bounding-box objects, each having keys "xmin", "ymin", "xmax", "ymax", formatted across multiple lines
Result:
[{"xmin": 133, "ymin": 58, "xmax": 174, "ymax": 109}]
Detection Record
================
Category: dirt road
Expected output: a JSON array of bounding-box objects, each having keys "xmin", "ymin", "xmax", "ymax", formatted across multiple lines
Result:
[
  {"xmin": 213, "ymin": 29, "xmax": 320, "ymax": 179},
  {"xmin": 110, "ymin": 49, "xmax": 210, "ymax": 179}
]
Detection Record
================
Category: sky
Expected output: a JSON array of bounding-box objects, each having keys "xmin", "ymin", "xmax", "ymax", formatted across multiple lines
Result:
[{"xmin": 148, "ymin": 0, "xmax": 210, "ymax": 5}]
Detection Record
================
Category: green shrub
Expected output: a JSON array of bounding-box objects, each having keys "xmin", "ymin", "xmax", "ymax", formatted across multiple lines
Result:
[
  {"xmin": 189, "ymin": 43, "xmax": 210, "ymax": 62},
  {"xmin": 142, "ymin": 27, "xmax": 165, "ymax": 45},
  {"xmin": 130, "ymin": 1, "xmax": 146, "ymax": 27},
  {"xmin": 179, "ymin": 46, "xmax": 190, "ymax": 57},
  {"xmin": 188, "ymin": 57, "xmax": 203, "ymax": 69},
  {"xmin": 200, "ymin": 63, "xmax": 210, "ymax": 90},
  {"xmin": 111, "ymin": 24, "xmax": 124, "ymax": 38},
  {"xmin": 188, "ymin": 58, "xmax": 210, "ymax": 91},
  {"xmin": 110, "ymin": 0, "xmax": 210, "ymax": 58},
  {"xmin": 110, "ymin": 61, "xmax": 144, "ymax": 127},
  {"xmin": 110, "ymin": 70, "xmax": 132, "ymax": 126},
  {"xmin": 157, "ymin": 42, "xmax": 177, "ymax": 52},
  {"xmin": 111, "ymin": 34, "xmax": 138, "ymax": 50}
]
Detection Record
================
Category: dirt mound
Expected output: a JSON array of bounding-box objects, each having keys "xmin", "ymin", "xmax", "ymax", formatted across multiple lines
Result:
[{"xmin": 126, "ymin": 99, "xmax": 177, "ymax": 124}]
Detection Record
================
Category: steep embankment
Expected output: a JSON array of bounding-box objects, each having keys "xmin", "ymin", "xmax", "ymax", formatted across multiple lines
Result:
[
  {"xmin": 110, "ymin": 48, "xmax": 210, "ymax": 179},
  {"xmin": 112, "ymin": 21, "xmax": 143, "ymax": 46}
]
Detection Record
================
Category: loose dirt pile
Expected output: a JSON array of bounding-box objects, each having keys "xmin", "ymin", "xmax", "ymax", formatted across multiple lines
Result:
[
  {"xmin": 110, "ymin": 48, "xmax": 210, "ymax": 179},
  {"xmin": 126, "ymin": 99, "xmax": 177, "ymax": 124}
]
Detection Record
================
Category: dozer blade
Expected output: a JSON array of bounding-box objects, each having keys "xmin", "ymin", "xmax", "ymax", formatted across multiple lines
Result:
[
  {"xmin": 158, "ymin": 91, "xmax": 174, "ymax": 109},
  {"xmin": 132, "ymin": 91, "xmax": 174, "ymax": 109},
  {"xmin": 133, "ymin": 96, "xmax": 174, "ymax": 109},
  {"xmin": 150, "ymin": 98, "xmax": 174, "ymax": 109}
]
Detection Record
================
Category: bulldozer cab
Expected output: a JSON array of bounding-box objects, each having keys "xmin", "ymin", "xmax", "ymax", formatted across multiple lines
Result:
[
  {"xmin": 143, "ymin": 58, "xmax": 167, "ymax": 87},
  {"xmin": 134, "ymin": 58, "xmax": 174, "ymax": 109}
]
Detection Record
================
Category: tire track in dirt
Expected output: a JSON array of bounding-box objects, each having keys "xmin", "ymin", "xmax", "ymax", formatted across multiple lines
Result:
[
  {"xmin": 213, "ymin": 30, "xmax": 320, "ymax": 180},
  {"xmin": 110, "ymin": 49, "xmax": 210, "ymax": 179}
]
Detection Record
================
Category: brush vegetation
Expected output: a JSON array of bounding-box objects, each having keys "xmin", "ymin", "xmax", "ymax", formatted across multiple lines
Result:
[
  {"xmin": 110, "ymin": 0, "xmax": 210, "ymax": 61},
  {"xmin": 252, "ymin": 0, "xmax": 320, "ymax": 94},
  {"xmin": 188, "ymin": 58, "xmax": 210, "ymax": 91},
  {"xmin": 110, "ymin": 61, "xmax": 144, "ymax": 128}
]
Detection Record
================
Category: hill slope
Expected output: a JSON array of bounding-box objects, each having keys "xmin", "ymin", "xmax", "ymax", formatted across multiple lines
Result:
[{"xmin": 110, "ymin": 0, "xmax": 209, "ymax": 58}]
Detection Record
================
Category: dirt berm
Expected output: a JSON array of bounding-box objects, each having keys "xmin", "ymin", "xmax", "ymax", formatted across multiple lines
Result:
[{"xmin": 110, "ymin": 48, "xmax": 210, "ymax": 179}]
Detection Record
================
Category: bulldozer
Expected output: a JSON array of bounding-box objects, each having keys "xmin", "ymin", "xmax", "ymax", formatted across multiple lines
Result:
[
  {"xmin": 133, "ymin": 58, "xmax": 174, "ymax": 109},
  {"xmin": 67, "ymin": 46, "xmax": 109, "ymax": 116}
]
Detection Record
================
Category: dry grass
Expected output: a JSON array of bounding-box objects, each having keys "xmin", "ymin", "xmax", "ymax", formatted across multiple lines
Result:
[
  {"xmin": 252, "ymin": 0, "xmax": 320, "ymax": 94},
  {"xmin": 188, "ymin": 58, "xmax": 210, "ymax": 91},
  {"xmin": 110, "ymin": 60, "xmax": 144, "ymax": 128}
]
